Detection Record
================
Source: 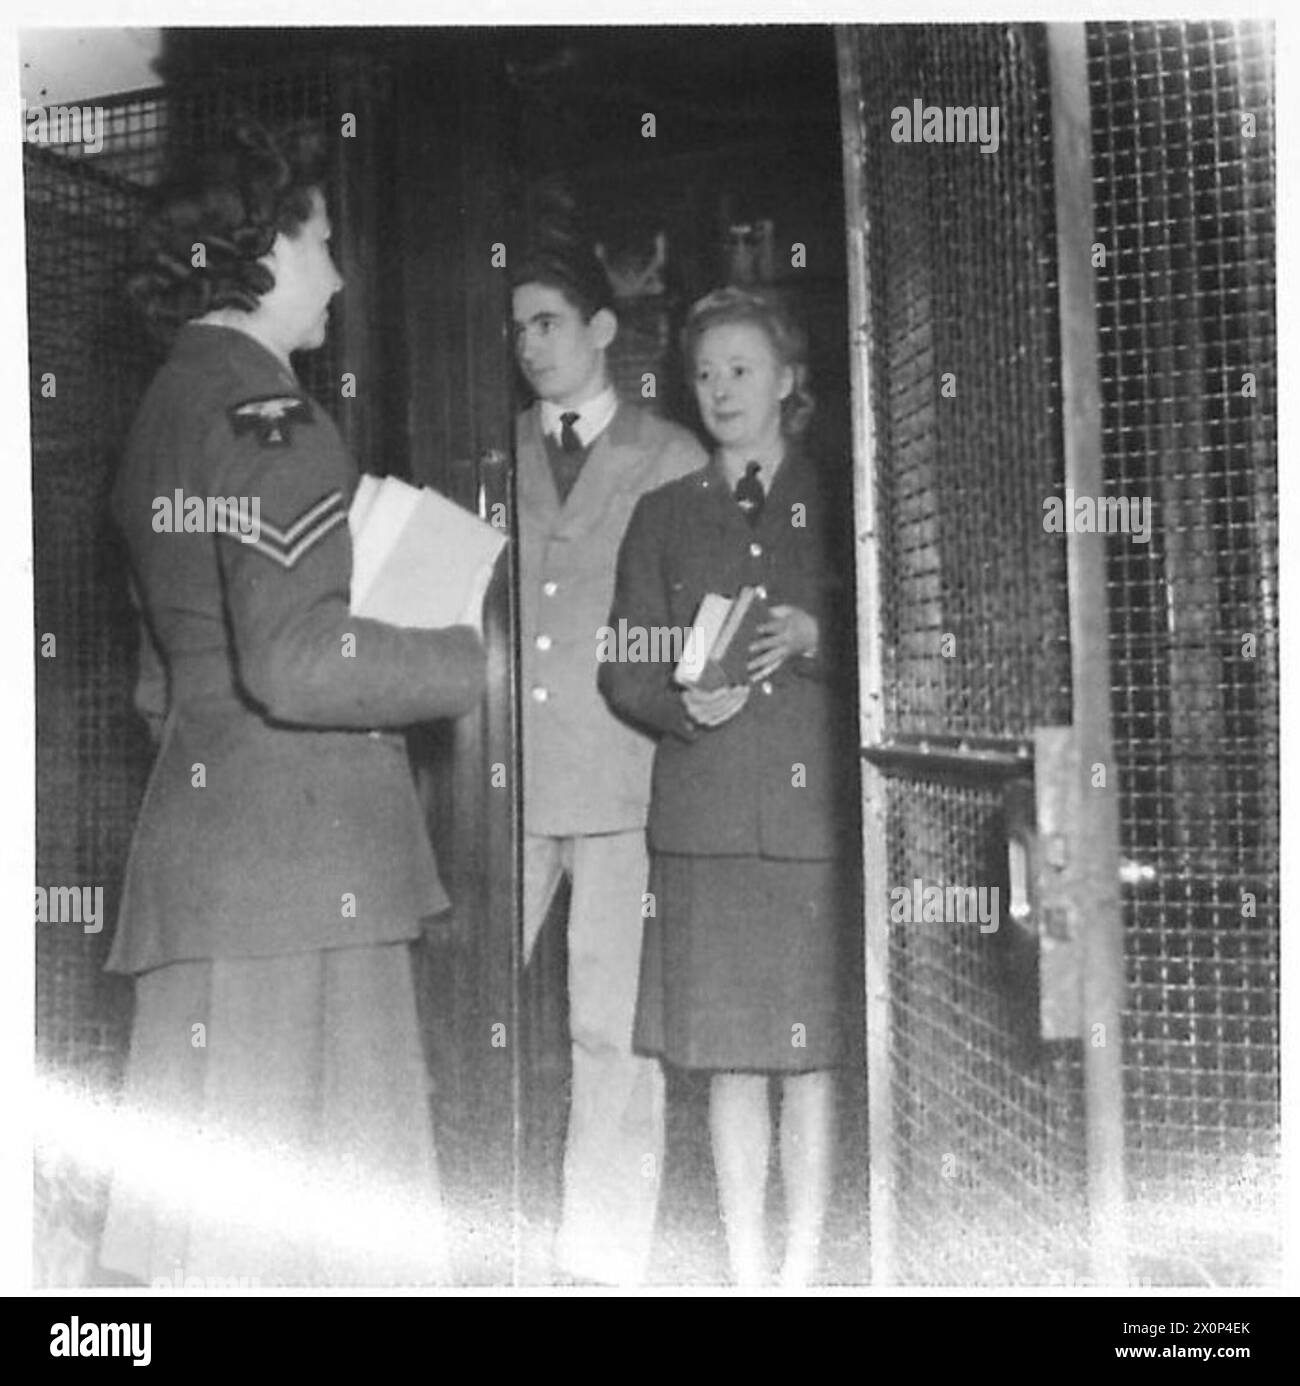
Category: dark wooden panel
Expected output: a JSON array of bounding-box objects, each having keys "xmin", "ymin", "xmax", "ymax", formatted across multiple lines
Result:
[{"xmin": 391, "ymin": 40, "xmax": 521, "ymax": 1284}]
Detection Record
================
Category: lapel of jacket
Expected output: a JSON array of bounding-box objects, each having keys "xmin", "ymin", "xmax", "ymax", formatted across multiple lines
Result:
[
  {"xmin": 756, "ymin": 442, "xmax": 815, "ymax": 545},
  {"xmin": 552, "ymin": 399, "xmax": 647, "ymax": 541},
  {"xmin": 699, "ymin": 450, "xmax": 753, "ymax": 545},
  {"xmin": 516, "ymin": 404, "xmax": 560, "ymax": 528}
]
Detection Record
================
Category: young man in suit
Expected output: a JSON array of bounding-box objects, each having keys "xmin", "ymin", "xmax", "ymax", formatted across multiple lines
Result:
[{"xmin": 512, "ymin": 243, "xmax": 707, "ymax": 1284}]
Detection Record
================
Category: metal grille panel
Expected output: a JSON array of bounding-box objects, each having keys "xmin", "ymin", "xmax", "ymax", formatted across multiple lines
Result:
[
  {"xmin": 1088, "ymin": 20, "xmax": 1279, "ymax": 1285},
  {"xmin": 863, "ymin": 24, "xmax": 1072, "ymax": 745},
  {"xmin": 29, "ymin": 144, "xmax": 158, "ymax": 1089},
  {"xmin": 851, "ymin": 18, "xmax": 1278, "ymax": 1286},
  {"xmin": 855, "ymin": 23, "xmax": 1085, "ymax": 1284},
  {"xmin": 884, "ymin": 774, "xmax": 1088, "ymax": 1283}
]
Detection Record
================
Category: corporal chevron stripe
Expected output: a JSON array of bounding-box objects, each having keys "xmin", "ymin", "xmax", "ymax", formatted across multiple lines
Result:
[{"xmin": 230, "ymin": 490, "xmax": 348, "ymax": 569}]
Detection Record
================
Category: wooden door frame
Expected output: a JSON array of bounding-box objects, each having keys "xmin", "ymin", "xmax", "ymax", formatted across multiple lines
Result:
[{"xmin": 835, "ymin": 25, "xmax": 892, "ymax": 1288}]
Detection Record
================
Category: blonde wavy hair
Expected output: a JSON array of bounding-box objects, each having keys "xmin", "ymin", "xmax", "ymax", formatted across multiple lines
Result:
[{"xmin": 681, "ymin": 286, "xmax": 816, "ymax": 437}]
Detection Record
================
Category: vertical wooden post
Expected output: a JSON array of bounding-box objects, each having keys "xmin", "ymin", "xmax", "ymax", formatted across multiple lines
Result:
[
  {"xmin": 1047, "ymin": 22, "xmax": 1128, "ymax": 1285},
  {"xmin": 836, "ymin": 25, "xmax": 893, "ymax": 1287},
  {"xmin": 393, "ymin": 37, "xmax": 520, "ymax": 1283}
]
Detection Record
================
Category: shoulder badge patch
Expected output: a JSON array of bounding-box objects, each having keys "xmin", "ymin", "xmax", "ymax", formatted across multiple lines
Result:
[{"xmin": 228, "ymin": 395, "xmax": 314, "ymax": 448}]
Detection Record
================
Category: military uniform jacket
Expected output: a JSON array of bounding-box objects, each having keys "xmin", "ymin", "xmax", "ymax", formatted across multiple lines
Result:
[
  {"xmin": 517, "ymin": 399, "xmax": 707, "ymax": 835},
  {"xmin": 107, "ymin": 323, "xmax": 486, "ymax": 975},
  {"xmin": 599, "ymin": 446, "xmax": 857, "ymax": 860}
]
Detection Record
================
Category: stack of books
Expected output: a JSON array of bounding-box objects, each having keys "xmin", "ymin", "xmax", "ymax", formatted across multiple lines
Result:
[
  {"xmin": 673, "ymin": 586, "xmax": 769, "ymax": 690},
  {"xmin": 348, "ymin": 474, "xmax": 507, "ymax": 632}
]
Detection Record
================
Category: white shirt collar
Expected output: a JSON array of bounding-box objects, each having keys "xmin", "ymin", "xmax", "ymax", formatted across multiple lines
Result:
[{"xmin": 540, "ymin": 387, "xmax": 619, "ymax": 449}]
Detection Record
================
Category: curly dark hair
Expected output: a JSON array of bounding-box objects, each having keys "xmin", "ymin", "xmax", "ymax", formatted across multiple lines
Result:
[{"xmin": 127, "ymin": 117, "xmax": 329, "ymax": 337}]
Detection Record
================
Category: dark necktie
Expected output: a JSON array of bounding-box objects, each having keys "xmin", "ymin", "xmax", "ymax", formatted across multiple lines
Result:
[
  {"xmin": 560, "ymin": 411, "xmax": 583, "ymax": 454},
  {"xmin": 735, "ymin": 461, "xmax": 765, "ymax": 525},
  {"xmin": 547, "ymin": 413, "xmax": 588, "ymax": 504}
]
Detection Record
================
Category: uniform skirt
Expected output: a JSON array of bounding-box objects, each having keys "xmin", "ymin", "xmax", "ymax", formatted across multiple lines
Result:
[
  {"xmin": 633, "ymin": 853, "xmax": 861, "ymax": 1072},
  {"xmin": 98, "ymin": 942, "xmax": 448, "ymax": 1287}
]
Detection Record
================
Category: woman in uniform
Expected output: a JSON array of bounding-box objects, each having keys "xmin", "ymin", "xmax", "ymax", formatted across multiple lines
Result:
[
  {"xmin": 600, "ymin": 287, "xmax": 860, "ymax": 1287},
  {"xmin": 98, "ymin": 119, "xmax": 487, "ymax": 1286}
]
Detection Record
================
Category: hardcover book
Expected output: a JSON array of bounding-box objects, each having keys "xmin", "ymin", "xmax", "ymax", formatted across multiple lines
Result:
[{"xmin": 674, "ymin": 586, "xmax": 769, "ymax": 690}]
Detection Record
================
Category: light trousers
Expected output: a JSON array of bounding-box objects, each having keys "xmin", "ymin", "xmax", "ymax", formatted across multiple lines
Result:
[{"xmin": 524, "ymin": 830, "xmax": 664, "ymax": 1284}]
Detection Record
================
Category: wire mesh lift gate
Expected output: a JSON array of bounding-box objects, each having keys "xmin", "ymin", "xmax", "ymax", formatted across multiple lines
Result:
[{"xmin": 837, "ymin": 21, "xmax": 1278, "ymax": 1286}]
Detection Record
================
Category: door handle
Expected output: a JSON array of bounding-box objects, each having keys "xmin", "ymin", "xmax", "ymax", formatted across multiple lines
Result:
[
  {"xmin": 1118, "ymin": 857, "xmax": 1157, "ymax": 888},
  {"xmin": 1002, "ymin": 727, "xmax": 1089, "ymax": 1037},
  {"xmin": 1010, "ymin": 844, "xmax": 1155, "ymax": 924},
  {"xmin": 1003, "ymin": 731, "xmax": 1148, "ymax": 1038}
]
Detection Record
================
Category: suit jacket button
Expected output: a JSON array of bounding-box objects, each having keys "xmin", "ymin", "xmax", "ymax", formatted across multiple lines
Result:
[
  {"xmin": 761, "ymin": 680, "xmax": 773, "ymax": 696},
  {"xmin": 531, "ymin": 686, "xmax": 550, "ymax": 702},
  {"xmin": 755, "ymin": 584, "xmax": 768, "ymax": 600},
  {"xmin": 543, "ymin": 581, "xmax": 559, "ymax": 596},
  {"xmin": 536, "ymin": 634, "xmax": 552, "ymax": 651},
  {"xmin": 749, "ymin": 541, "xmax": 763, "ymax": 557}
]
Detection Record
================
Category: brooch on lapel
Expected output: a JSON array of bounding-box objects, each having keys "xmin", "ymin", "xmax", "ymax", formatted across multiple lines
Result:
[{"xmin": 228, "ymin": 395, "xmax": 314, "ymax": 448}]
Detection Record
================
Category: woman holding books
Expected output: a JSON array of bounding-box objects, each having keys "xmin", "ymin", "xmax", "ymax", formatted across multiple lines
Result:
[
  {"xmin": 99, "ymin": 119, "xmax": 486, "ymax": 1286},
  {"xmin": 600, "ymin": 286, "xmax": 860, "ymax": 1287}
]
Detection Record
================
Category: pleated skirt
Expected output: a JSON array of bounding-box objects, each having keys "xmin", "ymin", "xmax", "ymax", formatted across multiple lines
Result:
[
  {"xmin": 633, "ymin": 854, "xmax": 862, "ymax": 1073},
  {"xmin": 98, "ymin": 941, "xmax": 448, "ymax": 1287}
]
